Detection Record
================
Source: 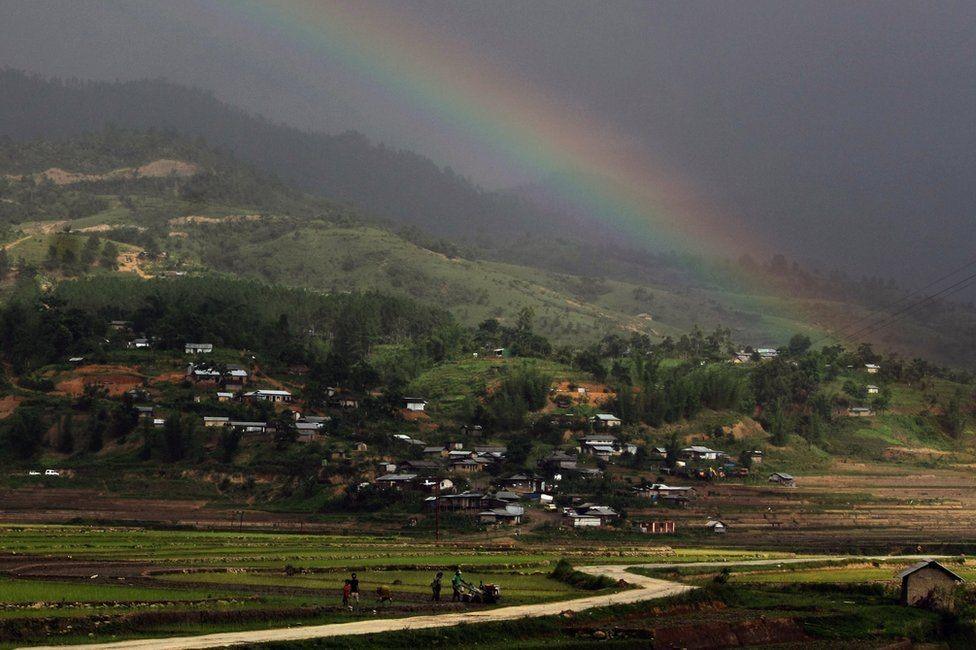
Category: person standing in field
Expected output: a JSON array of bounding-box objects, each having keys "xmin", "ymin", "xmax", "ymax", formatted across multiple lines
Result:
[
  {"xmin": 342, "ymin": 579, "xmax": 351, "ymax": 609},
  {"xmin": 451, "ymin": 568, "xmax": 463, "ymax": 602},
  {"xmin": 431, "ymin": 571, "xmax": 443, "ymax": 602},
  {"xmin": 349, "ymin": 572, "xmax": 360, "ymax": 605}
]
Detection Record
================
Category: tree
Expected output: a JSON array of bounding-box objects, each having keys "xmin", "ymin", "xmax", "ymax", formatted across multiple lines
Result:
[
  {"xmin": 871, "ymin": 387, "xmax": 892, "ymax": 414},
  {"xmin": 515, "ymin": 306, "xmax": 535, "ymax": 333},
  {"xmin": 108, "ymin": 403, "xmax": 138, "ymax": 440},
  {"xmin": 81, "ymin": 234, "xmax": 100, "ymax": 266},
  {"xmin": 100, "ymin": 241, "xmax": 119, "ymax": 269},
  {"xmin": 87, "ymin": 409, "xmax": 106, "ymax": 452},
  {"xmin": 506, "ymin": 436, "xmax": 532, "ymax": 468},
  {"xmin": 787, "ymin": 334, "xmax": 811, "ymax": 357},
  {"xmin": 218, "ymin": 428, "xmax": 241, "ymax": 463},
  {"xmin": 803, "ymin": 412, "xmax": 825, "ymax": 444},
  {"xmin": 137, "ymin": 418, "xmax": 156, "ymax": 460},
  {"xmin": 766, "ymin": 399, "xmax": 791, "ymax": 446},
  {"xmin": 664, "ymin": 432, "xmax": 681, "ymax": 468},
  {"xmin": 57, "ymin": 415, "xmax": 75, "ymax": 454},
  {"xmin": 2, "ymin": 408, "xmax": 45, "ymax": 458},
  {"xmin": 162, "ymin": 414, "xmax": 188, "ymax": 461},
  {"xmin": 942, "ymin": 391, "xmax": 968, "ymax": 439},
  {"xmin": 272, "ymin": 413, "xmax": 298, "ymax": 449}
]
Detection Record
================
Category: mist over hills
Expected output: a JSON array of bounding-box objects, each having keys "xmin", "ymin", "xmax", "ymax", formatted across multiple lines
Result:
[
  {"xmin": 0, "ymin": 70, "xmax": 571, "ymax": 245},
  {"xmin": 2, "ymin": 70, "xmax": 975, "ymax": 368}
]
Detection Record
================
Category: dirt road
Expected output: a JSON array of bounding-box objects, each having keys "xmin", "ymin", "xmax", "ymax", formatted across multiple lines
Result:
[{"xmin": 24, "ymin": 555, "xmax": 942, "ymax": 650}]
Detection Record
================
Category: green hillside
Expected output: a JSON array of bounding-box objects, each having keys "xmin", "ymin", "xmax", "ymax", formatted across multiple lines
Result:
[{"xmin": 2, "ymin": 130, "xmax": 974, "ymax": 366}]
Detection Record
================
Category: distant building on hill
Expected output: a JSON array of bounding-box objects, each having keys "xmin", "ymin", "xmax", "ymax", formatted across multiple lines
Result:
[
  {"xmin": 706, "ymin": 520, "xmax": 728, "ymax": 534},
  {"xmin": 590, "ymin": 413, "xmax": 622, "ymax": 428},
  {"xmin": 402, "ymin": 397, "xmax": 427, "ymax": 412},
  {"xmin": 755, "ymin": 348, "xmax": 779, "ymax": 359},
  {"xmin": 768, "ymin": 472, "xmax": 796, "ymax": 488},
  {"xmin": 244, "ymin": 389, "xmax": 293, "ymax": 403},
  {"xmin": 847, "ymin": 406, "xmax": 875, "ymax": 417},
  {"xmin": 680, "ymin": 445, "xmax": 725, "ymax": 462}
]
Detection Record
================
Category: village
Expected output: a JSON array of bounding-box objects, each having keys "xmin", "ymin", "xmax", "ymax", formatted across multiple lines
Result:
[{"xmin": 34, "ymin": 321, "xmax": 909, "ymax": 543}]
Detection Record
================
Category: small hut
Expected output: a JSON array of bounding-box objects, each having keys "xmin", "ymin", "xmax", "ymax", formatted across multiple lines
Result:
[{"xmin": 898, "ymin": 560, "xmax": 964, "ymax": 608}]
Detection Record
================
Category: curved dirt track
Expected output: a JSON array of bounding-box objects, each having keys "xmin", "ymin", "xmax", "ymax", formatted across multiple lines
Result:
[{"xmin": 23, "ymin": 555, "xmax": 942, "ymax": 650}]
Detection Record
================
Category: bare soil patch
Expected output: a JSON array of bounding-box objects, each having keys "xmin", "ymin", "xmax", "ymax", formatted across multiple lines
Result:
[
  {"xmin": 117, "ymin": 252, "xmax": 152, "ymax": 279},
  {"xmin": 5, "ymin": 159, "xmax": 200, "ymax": 186},
  {"xmin": 0, "ymin": 395, "xmax": 24, "ymax": 419},
  {"xmin": 168, "ymin": 214, "xmax": 261, "ymax": 226},
  {"xmin": 54, "ymin": 365, "xmax": 145, "ymax": 397},
  {"xmin": 547, "ymin": 380, "xmax": 613, "ymax": 410}
]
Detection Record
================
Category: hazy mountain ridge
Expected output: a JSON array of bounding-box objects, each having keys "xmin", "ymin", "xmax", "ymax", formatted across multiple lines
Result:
[{"xmin": 0, "ymin": 85, "xmax": 974, "ymax": 366}]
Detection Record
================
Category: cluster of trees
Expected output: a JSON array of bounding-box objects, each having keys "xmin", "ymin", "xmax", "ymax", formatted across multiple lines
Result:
[
  {"xmin": 474, "ymin": 309, "xmax": 552, "ymax": 358},
  {"xmin": 0, "ymin": 389, "xmax": 143, "ymax": 460},
  {"xmin": 139, "ymin": 414, "xmax": 199, "ymax": 463},
  {"xmin": 43, "ymin": 233, "xmax": 119, "ymax": 274},
  {"xmin": 0, "ymin": 275, "xmax": 455, "ymax": 373},
  {"xmin": 567, "ymin": 328, "xmax": 736, "ymax": 383},
  {"xmin": 0, "ymin": 176, "xmax": 108, "ymax": 225},
  {"xmin": 468, "ymin": 365, "xmax": 552, "ymax": 431}
]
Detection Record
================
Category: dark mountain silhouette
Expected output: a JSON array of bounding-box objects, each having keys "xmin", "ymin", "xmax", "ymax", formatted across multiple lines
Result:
[{"xmin": 0, "ymin": 69, "xmax": 572, "ymax": 246}]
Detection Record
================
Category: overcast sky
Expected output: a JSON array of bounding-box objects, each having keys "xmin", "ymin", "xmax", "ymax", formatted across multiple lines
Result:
[{"xmin": 1, "ymin": 0, "xmax": 974, "ymax": 284}]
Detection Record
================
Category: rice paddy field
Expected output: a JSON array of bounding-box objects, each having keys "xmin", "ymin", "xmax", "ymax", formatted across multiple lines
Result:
[
  {"xmin": 2, "ymin": 526, "xmax": 976, "ymax": 647},
  {"xmin": 0, "ymin": 525, "xmax": 793, "ymax": 647}
]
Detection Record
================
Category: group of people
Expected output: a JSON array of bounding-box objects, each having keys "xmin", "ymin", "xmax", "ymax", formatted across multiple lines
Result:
[
  {"xmin": 340, "ymin": 572, "xmax": 360, "ymax": 608},
  {"xmin": 338, "ymin": 569, "xmax": 468, "ymax": 606},
  {"xmin": 430, "ymin": 568, "xmax": 466, "ymax": 602}
]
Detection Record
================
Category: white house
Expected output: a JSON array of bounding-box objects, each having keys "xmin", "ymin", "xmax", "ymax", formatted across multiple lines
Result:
[
  {"xmin": 864, "ymin": 363, "xmax": 881, "ymax": 374},
  {"xmin": 244, "ymin": 389, "xmax": 293, "ymax": 403},
  {"xmin": 228, "ymin": 421, "xmax": 268, "ymax": 433},
  {"xmin": 567, "ymin": 513, "xmax": 603, "ymax": 527},
  {"xmin": 184, "ymin": 343, "xmax": 213, "ymax": 354},
  {"xmin": 866, "ymin": 384, "xmax": 880, "ymax": 394},
  {"xmin": 635, "ymin": 483, "xmax": 697, "ymax": 499},
  {"xmin": 202, "ymin": 416, "xmax": 229, "ymax": 428},
  {"xmin": 403, "ymin": 397, "xmax": 428, "ymax": 412},
  {"xmin": 681, "ymin": 445, "xmax": 724, "ymax": 462},
  {"xmin": 590, "ymin": 413, "xmax": 622, "ymax": 428}
]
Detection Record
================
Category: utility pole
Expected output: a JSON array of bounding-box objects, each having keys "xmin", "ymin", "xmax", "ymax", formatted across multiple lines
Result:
[{"xmin": 434, "ymin": 480, "xmax": 441, "ymax": 543}]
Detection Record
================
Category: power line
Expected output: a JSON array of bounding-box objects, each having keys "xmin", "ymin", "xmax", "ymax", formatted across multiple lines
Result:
[
  {"xmin": 832, "ymin": 269, "xmax": 976, "ymax": 346},
  {"xmin": 813, "ymin": 256, "xmax": 976, "ymax": 346}
]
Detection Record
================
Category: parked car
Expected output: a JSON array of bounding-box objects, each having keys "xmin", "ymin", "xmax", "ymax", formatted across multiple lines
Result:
[
  {"xmin": 28, "ymin": 470, "xmax": 41, "ymax": 476},
  {"xmin": 44, "ymin": 469, "xmax": 60, "ymax": 477}
]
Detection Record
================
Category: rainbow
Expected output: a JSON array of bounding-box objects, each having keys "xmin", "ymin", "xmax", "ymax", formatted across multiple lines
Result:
[{"xmin": 217, "ymin": 0, "xmax": 760, "ymax": 259}]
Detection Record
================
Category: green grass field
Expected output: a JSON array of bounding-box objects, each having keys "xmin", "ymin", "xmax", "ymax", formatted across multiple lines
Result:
[{"xmin": 0, "ymin": 576, "xmax": 226, "ymax": 604}]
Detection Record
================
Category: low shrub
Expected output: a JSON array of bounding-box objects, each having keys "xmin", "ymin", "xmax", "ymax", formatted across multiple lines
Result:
[{"xmin": 549, "ymin": 559, "xmax": 617, "ymax": 590}]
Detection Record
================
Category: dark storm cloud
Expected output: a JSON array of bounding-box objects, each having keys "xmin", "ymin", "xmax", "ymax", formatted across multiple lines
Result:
[{"xmin": 0, "ymin": 0, "xmax": 973, "ymax": 283}]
